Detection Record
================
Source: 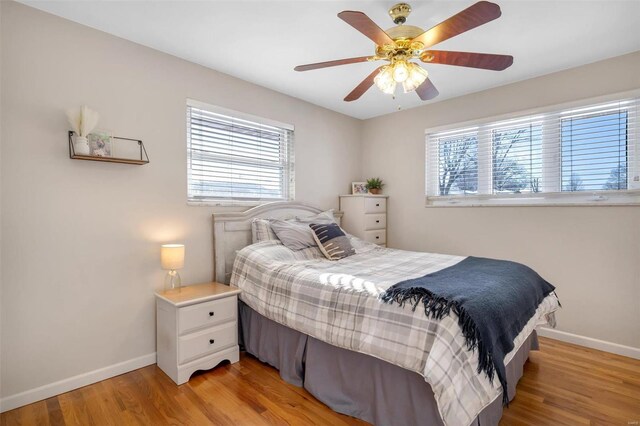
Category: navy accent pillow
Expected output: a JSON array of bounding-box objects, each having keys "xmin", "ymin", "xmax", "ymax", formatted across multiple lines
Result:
[{"xmin": 309, "ymin": 223, "xmax": 355, "ymax": 260}]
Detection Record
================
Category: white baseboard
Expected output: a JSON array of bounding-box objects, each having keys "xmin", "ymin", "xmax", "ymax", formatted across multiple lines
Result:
[
  {"xmin": 537, "ymin": 327, "xmax": 640, "ymax": 360},
  {"xmin": 0, "ymin": 352, "xmax": 157, "ymax": 413}
]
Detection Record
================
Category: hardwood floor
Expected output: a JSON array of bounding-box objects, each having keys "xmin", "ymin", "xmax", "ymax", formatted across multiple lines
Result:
[
  {"xmin": 2, "ymin": 337, "xmax": 639, "ymax": 425},
  {"xmin": 501, "ymin": 337, "xmax": 640, "ymax": 425}
]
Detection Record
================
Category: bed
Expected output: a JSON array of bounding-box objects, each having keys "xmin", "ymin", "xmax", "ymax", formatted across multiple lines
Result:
[{"xmin": 212, "ymin": 202, "xmax": 559, "ymax": 426}]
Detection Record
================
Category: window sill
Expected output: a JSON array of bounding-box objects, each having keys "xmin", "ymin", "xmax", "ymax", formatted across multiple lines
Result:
[
  {"xmin": 188, "ymin": 199, "xmax": 289, "ymax": 207},
  {"xmin": 425, "ymin": 190, "xmax": 640, "ymax": 207}
]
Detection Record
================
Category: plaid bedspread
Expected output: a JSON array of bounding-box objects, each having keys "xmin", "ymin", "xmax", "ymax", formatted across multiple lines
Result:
[{"xmin": 231, "ymin": 240, "xmax": 560, "ymax": 426}]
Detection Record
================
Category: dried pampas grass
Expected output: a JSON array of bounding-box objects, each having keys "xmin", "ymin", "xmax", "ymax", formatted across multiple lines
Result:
[{"xmin": 66, "ymin": 106, "xmax": 99, "ymax": 137}]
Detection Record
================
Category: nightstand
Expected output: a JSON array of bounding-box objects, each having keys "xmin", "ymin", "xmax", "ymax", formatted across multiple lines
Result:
[{"xmin": 155, "ymin": 282, "xmax": 241, "ymax": 385}]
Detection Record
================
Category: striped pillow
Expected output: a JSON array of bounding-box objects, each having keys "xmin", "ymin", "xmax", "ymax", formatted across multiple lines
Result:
[
  {"xmin": 251, "ymin": 218, "xmax": 278, "ymax": 243},
  {"xmin": 309, "ymin": 223, "xmax": 355, "ymax": 260}
]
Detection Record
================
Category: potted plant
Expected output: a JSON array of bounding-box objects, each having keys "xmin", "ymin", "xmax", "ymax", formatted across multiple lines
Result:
[
  {"xmin": 366, "ymin": 177, "xmax": 384, "ymax": 194},
  {"xmin": 67, "ymin": 106, "xmax": 99, "ymax": 155}
]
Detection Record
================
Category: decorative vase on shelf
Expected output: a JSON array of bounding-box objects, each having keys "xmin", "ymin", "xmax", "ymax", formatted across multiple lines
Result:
[
  {"xmin": 67, "ymin": 105, "xmax": 99, "ymax": 156},
  {"xmin": 369, "ymin": 188, "xmax": 380, "ymax": 194},
  {"xmin": 73, "ymin": 136, "xmax": 90, "ymax": 155}
]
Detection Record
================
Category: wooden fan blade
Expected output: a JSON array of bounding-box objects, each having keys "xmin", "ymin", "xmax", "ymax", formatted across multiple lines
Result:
[
  {"xmin": 416, "ymin": 78, "xmax": 439, "ymax": 101},
  {"xmin": 344, "ymin": 66, "xmax": 384, "ymax": 102},
  {"xmin": 338, "ymin": 11, "xmax": 395, "ymax": 46},
  {"xmin": 412, "ymin": 1, "xmax": 502, "ymax": 49},
  {"xmin": 421, "ymin": 50, "xmax": 513, "ymax": 71},
  {"xmin": 294, "ymin": 56, "xmax": 371, "ymax": 72}
]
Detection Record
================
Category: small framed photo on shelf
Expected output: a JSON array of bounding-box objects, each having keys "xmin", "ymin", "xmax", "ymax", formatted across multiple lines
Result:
[
  {"xmin": 88, "ymin": 131, "xmax": 113, "ymax": 157},
  {"xmin": 351, "ymin": 182, "xmax": 368, "ymax": 195}
]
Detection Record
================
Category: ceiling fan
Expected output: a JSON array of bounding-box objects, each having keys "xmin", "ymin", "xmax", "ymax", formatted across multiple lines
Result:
[{"xmin": 294, "ymin": 2, "xmax": 513, "ymax": 102}]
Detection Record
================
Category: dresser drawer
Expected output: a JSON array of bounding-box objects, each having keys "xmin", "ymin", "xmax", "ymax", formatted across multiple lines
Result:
[
  {"xmin": 364, "ymin": 229, "xmax": 386, "ymax": 245},
  {"xmin": 178, "ymin": 321, "xmax": 237, "ymax": 365},
  {"xmin": 364, "ymin": 197, "xmax": 386, "ymax": 214},
  {"xmin": 178, "ymin": 296, "xmax": 237, "ymax": 335},
  {"xmin": 364, "ymin": 213, "xmax": 386, "ymax": 230}
]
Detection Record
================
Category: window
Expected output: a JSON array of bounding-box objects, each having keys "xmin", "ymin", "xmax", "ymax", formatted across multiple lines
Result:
[
  {"xmin": 491, "ymin": 123, "xmax": 542, "ymax": 194},
  {"xmin": 561, "ymin": 110, "xmax": 628, "ymax": 192},
  {"xmin": 426, "ymin": 96, "xmax": 639, "ymax": 206},
  {"xmin": 187, "ymin": 100, "xmax": 294, "ymax": 204},
  {"xmin": 437, "ymin": 132, "xmax": 478, "ymax": 195}
]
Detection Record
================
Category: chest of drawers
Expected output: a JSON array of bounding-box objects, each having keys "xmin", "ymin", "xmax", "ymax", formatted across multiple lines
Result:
[{"xmin": 339, "ymin": 195, "xmax": 388, "ymax": 247}]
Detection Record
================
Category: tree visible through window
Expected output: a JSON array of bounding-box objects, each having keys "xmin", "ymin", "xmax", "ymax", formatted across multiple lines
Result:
[
  {"xmin": 492, "ymin": 124, "xmax": 543, "ymax": 194},
  {"xmin": 437, "ymin": 134, "xmax": 477, "ymax": 195}
]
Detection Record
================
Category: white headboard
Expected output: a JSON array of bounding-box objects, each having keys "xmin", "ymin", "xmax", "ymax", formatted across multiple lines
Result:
[{"xmin": 212, "ymin": 201, "xmax": 343, "ymax": 284}]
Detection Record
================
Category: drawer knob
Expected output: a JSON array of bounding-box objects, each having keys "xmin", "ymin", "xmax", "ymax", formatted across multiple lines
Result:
[
  {"xmin": 376, "ymin": 236, "xmax": 380, "ymax": 239},
  {"xmin": 376, "ymin": 220, "xmax": 380, "ymax": 223},
  {"xmin": 209, "ymin": 311, "xmax": 214, "ymax": 317},
  {"xmin": 209, "ymin": 339, "xmax": 215, "ymax": 344},
  {"xmin": 376, "ymin": 203, "xmax": 380, "ymax": 207}
]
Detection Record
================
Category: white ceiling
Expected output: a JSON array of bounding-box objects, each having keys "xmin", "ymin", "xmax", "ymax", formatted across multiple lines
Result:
[{"xmin": 19, "ymin": 0, "xmax": 640, "ymax": 120}]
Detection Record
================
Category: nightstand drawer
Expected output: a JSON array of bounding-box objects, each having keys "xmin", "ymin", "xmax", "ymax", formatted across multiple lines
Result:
[
  {"xmin": 178, "ymin": 296, "xmax": 237, "ymax": 335},
  {"xmin": 364, "ymin": 229, "xmax": 386, "ymax": 245},
  {"xmin": 364, "ymin": 197, "xmax": 386, "ymax": 214},
  {"xmin": 364, "ymin": 213, "xmax": 386, "ymax": 230},
  {"xmin": 178, "ymin": 321, "xmax": 237, "ymax": 365}
]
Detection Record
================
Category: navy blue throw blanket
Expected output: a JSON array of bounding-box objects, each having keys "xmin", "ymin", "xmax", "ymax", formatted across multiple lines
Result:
[{"xmin": 382, "ymin": 256, "xmax": 556, "ymax": 404}]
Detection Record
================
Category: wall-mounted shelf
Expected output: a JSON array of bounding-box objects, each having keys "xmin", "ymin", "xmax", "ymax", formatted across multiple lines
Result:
[{"xmin": 68, "ymin": 131, "xmax": 149, "ymax": 165}]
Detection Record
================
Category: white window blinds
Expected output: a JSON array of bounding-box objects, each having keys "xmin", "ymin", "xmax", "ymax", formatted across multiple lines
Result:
[
  {"xmin": 426, "ymin": 96, "xmax": 639, "ymax": 206},
  {"xmin": 187, "ymin": 101, "xmax": 294, "ymax": 204}
]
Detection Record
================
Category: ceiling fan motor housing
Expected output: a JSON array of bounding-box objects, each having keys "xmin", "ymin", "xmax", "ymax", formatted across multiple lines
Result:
[
  {"xmin": 385, "ymin": 25, "xmax": 424, "ymax": 42},
  {"xmin": 389, "ymin": 2, "xmax": 412, "ymax": 25}
]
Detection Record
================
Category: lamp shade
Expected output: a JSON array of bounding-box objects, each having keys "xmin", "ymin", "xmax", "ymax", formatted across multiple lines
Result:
[{"xmin": 161, "ymin": 244, "xmax": 185, "ymax": 270}]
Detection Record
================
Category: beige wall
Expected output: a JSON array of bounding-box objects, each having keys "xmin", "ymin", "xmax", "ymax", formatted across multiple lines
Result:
[
  {"xmin": 362, "ymin": 52, "xmax": 640, "ymax": 349},
  {"xmin": 0, "ymin": 1, "xmax": 362, "ymax": 398}
]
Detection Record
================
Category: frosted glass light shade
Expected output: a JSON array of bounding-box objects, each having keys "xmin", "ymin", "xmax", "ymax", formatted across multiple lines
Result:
[
  {"xmin": 161, "ymin": 244, "xmax": 185, "ymax": 270},
  {"xmin": 392, "ymin": 61, "xmax": 409, "ymax": 83},
  {"xmin": 374, "ymin": 66, "xmax": 396, "ymax": 95},
  {"xmin": 402, "ymin": 63, "xmax": 428, "ymax": 93}
]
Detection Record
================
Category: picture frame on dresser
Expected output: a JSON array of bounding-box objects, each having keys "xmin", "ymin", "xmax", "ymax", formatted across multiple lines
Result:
[
  {"xmin": 339, "ymin": 194, "xmax": 388, "ymax": 247},
  {"xmin": 351, "ymin": 182, "xmax": 369, "ymax": 195}
]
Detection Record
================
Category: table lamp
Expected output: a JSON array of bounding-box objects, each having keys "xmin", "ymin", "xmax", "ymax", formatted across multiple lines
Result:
[{"xmin": 161, "ymin": 244, "xmax": 184, "ymax": 291}]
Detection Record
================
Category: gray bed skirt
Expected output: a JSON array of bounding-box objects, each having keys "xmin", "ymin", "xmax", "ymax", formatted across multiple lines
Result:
[{"xmin": 239, "ymin": 301, "xmax": 538, "ymax": 426}]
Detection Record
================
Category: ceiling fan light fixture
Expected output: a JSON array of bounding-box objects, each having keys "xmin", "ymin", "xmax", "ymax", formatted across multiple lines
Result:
[
  {"xmin": 374, "ymin": 66, "xmax": 397, "ymax": 95},
  {"xmin": 402, "ymin": 63, "xmax": 428, "ymax": 93},
  {"xmin": 392, "ymin": 60, "xmax": 410, "ymax": 82}
]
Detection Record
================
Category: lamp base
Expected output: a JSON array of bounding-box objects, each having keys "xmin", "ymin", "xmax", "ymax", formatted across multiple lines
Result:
[{"xmin": 164, "ymin": 270, "xmax": 182, "ymax": 291}]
